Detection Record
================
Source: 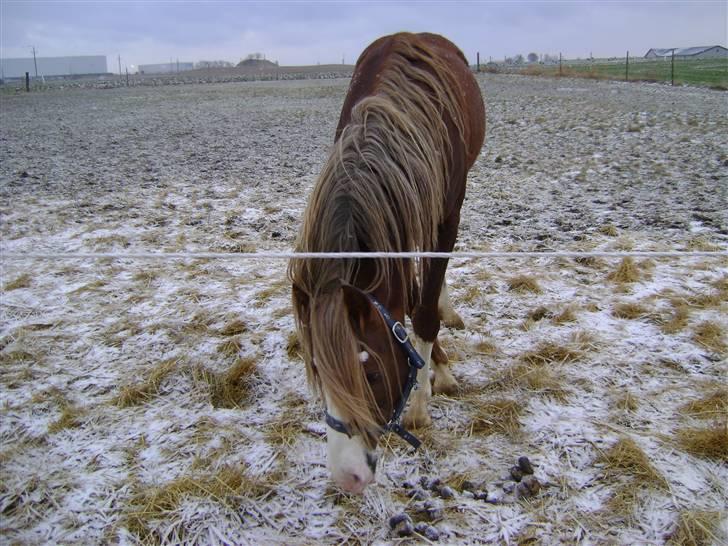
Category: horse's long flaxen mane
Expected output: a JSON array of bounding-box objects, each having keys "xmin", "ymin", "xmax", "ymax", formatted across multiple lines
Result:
[{"xmin": 289, "ymin": 35, "xmax": 468, "ymax": 440}]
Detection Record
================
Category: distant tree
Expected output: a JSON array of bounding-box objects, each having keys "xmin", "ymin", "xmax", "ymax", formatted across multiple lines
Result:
[
  {"xmin": 527, "ymin": 52, "xmax": 538, "ymax": 63},
  {"xmin": 245, "ymin": 53, "xmax": 265, "ymax": 61},
  {"xmin": 514, "ymin": 54, "xmax": 524, "ymax": 64}
]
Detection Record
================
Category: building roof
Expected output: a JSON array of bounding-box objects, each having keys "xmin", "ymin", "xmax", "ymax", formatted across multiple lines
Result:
[{"xmin": 646, "ymin": 46, "xmax": 727, "ymax": 57}]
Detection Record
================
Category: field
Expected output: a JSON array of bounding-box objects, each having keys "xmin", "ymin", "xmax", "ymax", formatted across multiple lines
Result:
[
  {"xmin": 1, "ymin": 74, "xmax": 727, "ymax": 544},
  {"xmin": 506, "ymin": 58, "xmax": 728, "ymax": 89}
]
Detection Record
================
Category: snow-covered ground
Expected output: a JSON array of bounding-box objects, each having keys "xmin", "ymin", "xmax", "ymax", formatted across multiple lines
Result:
[{"xmin": 1, "ymin": 74, "xmax": 726, "ymax": 544}]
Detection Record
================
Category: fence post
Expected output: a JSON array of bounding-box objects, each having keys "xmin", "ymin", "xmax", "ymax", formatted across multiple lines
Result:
[
  {"xmin": 626, "ymin": 51, "xmax": 629, "ymax": 82},
  {"xmin": 559, "ymin": 53, "xmax": 562, "ymax": 77},
  {"xmin": 477, "ymin": 52, "xmax": 480, "ymax": 72},
  {"xmin": 671, "ymin": 49, "xmax": 675, "ymax": 86},
  {"xmin": 25, "ymin": 72, "xmax": 29, "ymax": 92}
]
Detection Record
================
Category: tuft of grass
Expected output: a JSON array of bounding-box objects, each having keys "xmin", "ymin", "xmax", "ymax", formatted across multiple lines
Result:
[
  {"xmin": 217, "ymin": 336, "xmax": 244, "ymax": 358},
  {"xmin": 286, "ymin": 332, "xmax": 302, "ymax": 360},
  {"xmin": 124, "ymin": 465, "xmax": 272, "ymax": 541},
  {"xmin": 521, "ymin": 341, "xmax": 581, "ymax": 366},
  {"xmin": 613, "ymin": 302, "xmax": 649, "ymax": 320},
  {"xmin": 607, "ymin": 257, "xmax": 640, "ymax": 284},
  {"xmin": 692, "ymin": 321, "xmax": 726, "ymax": 353},
  {"xmin": 686, "ymin": 237, "xmax": 721, "ymax": 252},
  {"xmin": 468, "ymin": 398, "xmax": 522, "ymax": 436},
  {"xmin": 553, "ymin": 305, "xmax": 578, "ymax": 324},
  {"xmin": 598, "ymin": 437, "xmax": 667, "ymax": 489},
  {"xmin": 676, "ymin": 424, "xmax": 728, "ymax": 461},
  {"xmin": 507, "ymin": 275, "xmax": 542, "ymax": 294},
  {"xmin": 473, "ymin": 337, "xmax": 498, "ymax": 355},
  {"xmin": 680, "ymin": 388, "xmax": 728, "ymax": 420},
  {"xmin": 498, "ymin": 360, "xmax": 568, "ymax": 400},
  {"xmin": 196, "ymin": 357, "xmax": 258, "ymax": 409},
  {"xmin": 574, "ymin": 256, "xmax": 605, "ymax": 269},
  {"xmin": 0, "ymin": 350, "xmax": 36, "ymax": 365},
  {"xmin": 599, "ymin": 224, "xmax": 619, "ymax": 237},
  {"xmin": 219, "ymin": 319, "xmax": 247, "ymax": 337},
  {"xmin": 132, "ymin": 270, "xmax": 159, "ymax": 286},
  {"xmin": 265, "ymin": 411, "xmax": 301, "ymax": 447},
  {"xmin": 115, "ymin": 359, "xmax": 178, "ymax": 407},
  {"xmin": 660, "ymin": 303, "xmax": 690, "ymax": 334},
  {"xmin": 667, "ymin": 510, "xmax": 723, "ymax": 546},
  {"xmin": 527, "ymin": 306, "xmax": 552, "ymax": 322},
  {"xmin": 615, "ymin": 392, "xmax": 639, "ymax": 412},
  {"xmin": 3, "ymin": 273, "xmax": 32, "ymax": 291},
  {"xmin": 48, "ymin": 404, "xmax": 84, "ymax": 433}
]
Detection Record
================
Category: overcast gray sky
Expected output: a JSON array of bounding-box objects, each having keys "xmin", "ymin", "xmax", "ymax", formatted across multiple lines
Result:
[{"xmin": 1, "ymin": 1, "xmax": 726, "ymax": 69}]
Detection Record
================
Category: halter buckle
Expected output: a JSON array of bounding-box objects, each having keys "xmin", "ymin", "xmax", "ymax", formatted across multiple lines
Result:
[{"xmin": 391, "ymin": 321, "xmax": 408, "ymax": 344}]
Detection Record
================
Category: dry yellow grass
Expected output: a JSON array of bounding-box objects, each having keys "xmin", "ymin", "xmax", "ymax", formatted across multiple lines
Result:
[
  {"xmin": 473, "ymin": 338, "xmax": 498, "ymax": 355},
  {"xmin": 607, "ymin": 257, "xmax": 641, "ymax": 284},
  {"xmin": 599, "ymin": 224, "xmax": 619, "ymax": 236},
  {"xmin": 615, "ymin": 392, "xmax": 639, "ymax": 412},
  {"xmin": 468, "ymin": 398, "xmax": 522, "ymax": 436},
  {"xmin": 527, "ymin": 306, "xmax": 552, "ymax": 322},
  {"xmin": 219, "ymin": 319, "xmax": 247, "ymax": 337},
  {"xmin": 660, "ymin": 303, "xmax": 690, "ymax": 335},
  {"xmin": 125, "ymin": 465, "xmax": 272, "ymax": 542},
  {"xmin": 115, "ymin": 359, "xmax": 178, "ymax": 407},
  {"xmin": 197, "ymin": 356, "xmax": 258, "ymax": 409},
  {"xmin": 613, "ymin": 302, "xmax": 649, "ymax": 320},
  {"xmin": 286, "ymin": 332, "xmax": 302, "ymax": 360},
  {"xmin": 692, "ymin": 321, "xmax": 726, "ymax": 353},
  {"xmin": 598, "ymin": 437, "xmax": 667, "ymax": 489},
  {"xmin": 552, "ymin": 305, "xmax": 578, "ymax": 324},
  {"xmin": 507, "ymin": 275, "xmax": 542, "ymax": 293},
  {"xmin": 676, "ymin": 424, "xmax": 728, "ymax": 461},
  {"xmin": 680, "ymin": 388, "xmax": 728, "ymax": 419},
  {"xmin": 217, "ymin": 336, "xmax": 244, "ymax": 358},
  {"xmin": 48, "ymin": 404, "xmax": 84, "ymax": 433},
  {"xmin": 521, "ymin": 341, "xmax": 581, "ymax": 366},
  {"xmin": 667, "ymin": 510, "xmax": 723, "ymax": 546},
  {"xmin": 3, "ymin": 273, "xmax": 32, "ymax": 291}
]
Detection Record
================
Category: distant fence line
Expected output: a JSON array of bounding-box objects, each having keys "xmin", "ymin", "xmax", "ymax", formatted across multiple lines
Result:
[{"xmin": 474, "ymin": 51, "xmax": 728, "ymax": 89}]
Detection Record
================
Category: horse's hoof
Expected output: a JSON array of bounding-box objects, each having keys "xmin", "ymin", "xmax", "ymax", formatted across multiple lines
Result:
[
  {"xmin": 404, "ymin": 409, "xmax": 432, "ymax": 429},
  {"xmin": 433, "ymin": 374, "xmax": 459, "ymax": 395},
  {"xmin": 442, "ymin": 314, "xmax": 465, "ymax": 330}
]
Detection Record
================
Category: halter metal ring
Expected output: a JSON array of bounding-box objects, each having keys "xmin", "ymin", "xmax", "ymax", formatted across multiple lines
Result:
[{"xmin": 391, "ymin": 321, "xmax": 408, "ymax": 344}]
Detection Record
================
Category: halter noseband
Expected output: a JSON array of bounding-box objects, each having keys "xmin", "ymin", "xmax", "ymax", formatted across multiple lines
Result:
[{"xmin": 324, "ymin": 291, "xmax": 425, "ymax": 449}]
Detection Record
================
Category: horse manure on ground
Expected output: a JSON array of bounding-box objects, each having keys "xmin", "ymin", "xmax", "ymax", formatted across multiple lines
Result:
[{"xmin": 389, "ymin": 457, "xmax": 542, "ymax": 539}]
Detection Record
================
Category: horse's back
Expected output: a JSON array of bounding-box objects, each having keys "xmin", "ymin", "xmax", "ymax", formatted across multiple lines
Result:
[{"xmin": 336, "ymin": 32, "xmax": 485, "ymax": 168}]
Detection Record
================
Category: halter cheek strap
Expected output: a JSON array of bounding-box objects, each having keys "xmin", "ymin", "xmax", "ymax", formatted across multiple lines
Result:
[{"xmin": 323, "ymin": 291, "xmax": 425, "ymax": 450}]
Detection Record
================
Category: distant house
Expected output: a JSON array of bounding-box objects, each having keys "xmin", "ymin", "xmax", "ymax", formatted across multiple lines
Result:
[{"xmin": 644, "ymin": 46, "xmax": 728, "ymax": 59}]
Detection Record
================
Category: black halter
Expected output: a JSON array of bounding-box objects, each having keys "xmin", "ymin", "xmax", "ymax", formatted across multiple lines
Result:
[{"xmin": 324, "ymin": 292, "xmax": 425, "ymax": 449}]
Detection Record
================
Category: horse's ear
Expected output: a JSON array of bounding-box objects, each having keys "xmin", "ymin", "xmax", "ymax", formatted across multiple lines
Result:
[{"xmin": 341, "ymin": 284, "xmax": 374, "ymax": 330}]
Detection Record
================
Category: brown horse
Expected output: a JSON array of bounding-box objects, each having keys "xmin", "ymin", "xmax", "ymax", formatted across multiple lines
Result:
[{"xmin": 289, "ymin": 32, "xmax": 485, "ymax": 494}]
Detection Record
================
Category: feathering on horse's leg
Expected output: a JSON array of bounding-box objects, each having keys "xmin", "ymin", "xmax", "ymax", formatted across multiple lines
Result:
[{"xmin": 404, "ymin": 336, "xmax": 433, "ymax": 429}]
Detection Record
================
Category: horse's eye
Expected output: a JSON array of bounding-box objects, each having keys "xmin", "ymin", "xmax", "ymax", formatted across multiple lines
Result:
[{"xmin": 366, "ymin": 372, "xmax": 382, "ymax": 384}]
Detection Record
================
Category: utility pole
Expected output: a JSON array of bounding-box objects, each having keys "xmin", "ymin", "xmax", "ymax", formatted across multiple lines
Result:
[
  {"xmin": 118, "ymin": 55, "xmax": 122, "ymax": 77},
  {"xmin": 31, "ymin": 46, "xmax": 38, "ymax": 77}
]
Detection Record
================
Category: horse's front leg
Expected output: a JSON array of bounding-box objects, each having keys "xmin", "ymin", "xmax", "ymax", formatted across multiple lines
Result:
[{"xmin": 404, "ymin": 215, "xmax": 460, "ymax": 428}]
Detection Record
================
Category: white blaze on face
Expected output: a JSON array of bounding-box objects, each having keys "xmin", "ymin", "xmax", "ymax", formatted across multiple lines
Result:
[{"xmin": 324, "ymin": 390, "xmax": 375, "ymax": 494}]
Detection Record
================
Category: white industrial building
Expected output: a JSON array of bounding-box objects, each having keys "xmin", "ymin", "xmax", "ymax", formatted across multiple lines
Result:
[
  {"xmin": 137, "ymin": 62, "xmax": 194, "ymax": 74},
  {"xmin": 644, "ymin": 46, "xmax": 728, "ymax": 59},
  {"xmin": 0, "ymin": 55, "xmax": 107, "ymax": 78}
]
